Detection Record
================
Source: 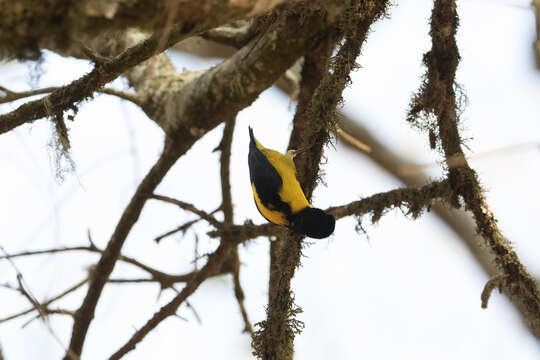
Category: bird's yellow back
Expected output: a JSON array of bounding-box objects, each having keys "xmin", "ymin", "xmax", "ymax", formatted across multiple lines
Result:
[{"xmin": 258, "ymin": 147, "xmax": 309, "ymax": 214}]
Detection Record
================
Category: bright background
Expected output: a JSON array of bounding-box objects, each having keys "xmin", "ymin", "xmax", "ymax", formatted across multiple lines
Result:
[{"xmin": 1, "ymin": 0, "xmax": 539, "ymax": 359}]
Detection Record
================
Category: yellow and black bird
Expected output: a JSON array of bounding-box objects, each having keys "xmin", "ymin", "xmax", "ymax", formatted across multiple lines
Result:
[{"xmin": 248, "ymin": 127, "xmax": 335, "ymax": 239}]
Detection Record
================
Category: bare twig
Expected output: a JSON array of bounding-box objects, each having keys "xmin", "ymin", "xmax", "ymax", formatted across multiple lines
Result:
[
  {"xmin": 481, "ymin": 274, "xmax": 508, "ymax": 309},
  {"xmin": 0, "ymin": 244, "xmax": 190, "ymax": 288},
  {"xmin": 153, "ymin": 206, "xmax": 221, "ymax": 243},
  {"xmin": 0, "ymin": 84, "xmax": 144, "ymax": 107},
  {"xmin": 108, "ymin": 237, "xmax": 236, "ymax": 360},
  {"xmin": 0, "ymin": 277, "xmax": 88, "ymax": 324},
  {"xmin": 233, "ymin": 265, "xmax": 254, "ymax": 336},
  {"xmin": 0, "ymin": 86, "xmax": 58, "ymax": 105},
  {"xmin": 150, "ymin": 195, "xmax": 223, "ymax": 229},
  {"xmin": 0, "ymin": 246, "xmax": 79, "ymax": 359}
]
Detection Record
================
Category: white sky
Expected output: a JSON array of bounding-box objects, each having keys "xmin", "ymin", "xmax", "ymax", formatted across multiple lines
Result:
[{"xmin": 1, "ymin": 0, "xmax": 539, "ymax": 359}]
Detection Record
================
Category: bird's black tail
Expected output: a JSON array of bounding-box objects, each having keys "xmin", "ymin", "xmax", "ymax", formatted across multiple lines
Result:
[
  {"xmin": 248, "ymin": 126, "xmax": 255, "ymax": 143},
  {"xmin": 290, "ymin": 207, "xmax": 335, "ymax": 239}
]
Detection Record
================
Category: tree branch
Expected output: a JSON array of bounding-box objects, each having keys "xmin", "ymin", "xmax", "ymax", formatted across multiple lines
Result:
[
  {"xmin": 0, "ymin": 278, "xmax": 88, "ymax": 324},
  {"xmin": 216, "ymin": 117, "xmax": 255, "ymax": 336},
  {"xmin": 408, "ymin": 0, "xmax": 540, "ymax": 338},
  {"xmin": 208, "ymin": 180, "xmax": 452, "ymax": 244},
  {"xmin": 108, "ymin": 236, "xmax": 237, "ymax": 360},
  {"xmin": 0, "ymin": 0, "xmax": 293, "ymax": 61},
  {"xmin": 64, "ymin": 144, "xmax": 183, "ymax": 359},
  {"xmin": 254, "ymin": 3, "xmax": 389, "ymax": 356},
  {"xmin": 0, "ymin": 23, "xmax": 197, "ymax": 135},
  {"xmin": 151, "ymin": 195, "xmax": 223, "ymax": 229}
]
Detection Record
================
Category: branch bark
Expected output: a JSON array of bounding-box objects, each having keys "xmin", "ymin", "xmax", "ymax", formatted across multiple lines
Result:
[
  {"xmin": 408, "ymin": 0, "xmax": 540, "ymax": 338},
  {"xmin": 0, "ymin": 0, "xmax": 292, "ymax": 60},
  {"xmin": 254, "ymin": 2, "xmax": 389, "ymax": 358}
]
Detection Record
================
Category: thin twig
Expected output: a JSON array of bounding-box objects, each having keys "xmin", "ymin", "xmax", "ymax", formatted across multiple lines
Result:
[
  {"xmin": 0, "ymin": 86, "xmax": 58, "ymax": 105},
  {"xmin": 0, "ymin": 245, "xmax": 186, "ymax": 287},
  {"xmin": 154, "ymin": 207, "xmax": 222, "ymax": 243},
  {"xmin": 108, "ymin": 238, "xmax": 236, "ymax": 360},
  {"xmin": 0, "ymin": 84, "xmax": 143, "ymax": 107},
  {"xmin": 0, "ymin": 277, "xmax": 88, "ymax": 323},
  {"xmin": 150, "ymin": 195, "xmax": 223, "ymax": 229}
]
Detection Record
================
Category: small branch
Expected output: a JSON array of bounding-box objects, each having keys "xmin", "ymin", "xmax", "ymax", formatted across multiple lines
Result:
[
  {"xmin": 21, "ymin": 308, "xmax": 75, "ymax": 328},
  {"xmin": 154, "ymin": 221, "xmax": 198, "ymax": 243},
  {"xmin": 481, "ymin": 274, "xmax": 508, "ymax": 309},
  {"xmin": 233, "ymin": 264, "xmax": 254, "ymax": 336},
  {"xmin": 216, "ymin": 117, "xmax": 236, "ymax": 224},
  {"xmin": 207, "ymin": 222, "xmax": 280, "ymax": 242},
  {"xmin": 0, "ymin": 277, "xmax": 88, "ymax": 323},
  {"xmin": 216, "ymin": 116, "xmax": 254, "ymax": 336},
  {"xmin": 0, "ymin": 86, "xmax": 58, "ymax": 105},
  {"xmin": 327, "ymin": 179, "xmax": 452, "ymax": 222},
  {"xmin": 108, "ymin": 237, "xmax": 236, "ymax": 360},
  {"xmin": 79, "ymin": 44, "xmax": 112, "ymax": 65},
  {"xmin": 154, "ymin": 206, "xmax": 221, "ymax": 243},
  {"xmin": 150, "ymin": 194, "xmax": 223, "ymax": 229},
  {"xmin": 0, "ymin": 84, "xmax": 143, "ymax": 107},
  {"xmin": 97, "ymin": 88, "xmax": 143, "ymax": 107},
  {"xmin": 0, "ymin": 245, "xmax": 188, "ymax": 288}
]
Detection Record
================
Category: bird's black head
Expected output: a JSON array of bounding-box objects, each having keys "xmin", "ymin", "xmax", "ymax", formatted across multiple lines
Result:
[{"xmin": 290, "ymin": 207, "xmax": 335, "ymax": 239}]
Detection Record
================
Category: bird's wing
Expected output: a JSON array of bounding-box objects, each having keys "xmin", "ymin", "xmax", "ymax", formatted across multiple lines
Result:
[{"xmin": 249, "ymin": 140, "xmax": 292, "ymax": 222}]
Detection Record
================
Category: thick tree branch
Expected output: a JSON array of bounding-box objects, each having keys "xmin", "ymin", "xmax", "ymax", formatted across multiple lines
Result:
[
  {"xmin": 0, "ymin": 0, "xmax": 293, "ymax": 60},
  {"xmin": 408, "ymin": 0, "xmax": 540, "ymax": 338},
  {"xmin": 254, "ymin": 29, "xmax": 336, "ymax": 360},
  {"xmin": 254, "ymin": 3, "xmax": 389, "ymax": 356},
  {"xmin": 0, "ymin": 24, "xmax": 198, "ymax": 135}
]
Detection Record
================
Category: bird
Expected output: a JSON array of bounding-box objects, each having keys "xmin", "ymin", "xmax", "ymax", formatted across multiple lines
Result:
[{"xmin": 248, "ymin": 126, "xmax": 335, "ymax": 239}]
